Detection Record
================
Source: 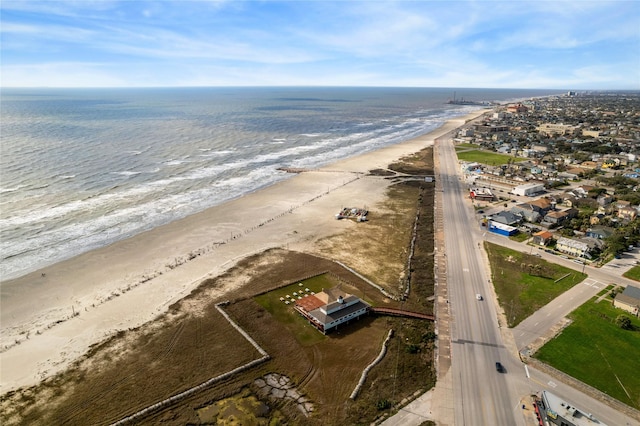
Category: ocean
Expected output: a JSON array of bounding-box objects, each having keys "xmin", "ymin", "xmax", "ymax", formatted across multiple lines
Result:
[{"xmin": 0, "ymin": 87, "xmax": 563, "ymax": 280}]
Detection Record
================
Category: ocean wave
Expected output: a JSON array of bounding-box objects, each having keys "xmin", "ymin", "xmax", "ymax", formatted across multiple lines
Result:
[
  {"xmin": 0, "ymin": 185, "xmax": 28, "ymax": 194},
  {"xmin": 163, "ymin": 159, "xmax": 187, "ymax": 166},
  {"xmin": 0, "ymin": 164, "xmax": 289, "ymax": 280},
  {"xmin": 197, "ymin": 149, "xmax": 236, "ymax": 158},
  {"xmin": 1, "ymin": 87, "xmax": 562, "ymax": 279},
  {"xmin": 112, "ymin": 171, "xmax": 142, "ymax": 176}
]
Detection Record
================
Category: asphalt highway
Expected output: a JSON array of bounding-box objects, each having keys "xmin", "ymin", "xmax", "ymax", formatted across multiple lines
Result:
[
  {"xmin": 436, "ymin": 135, "xmax": 640, "ymax": 426},
  {"xmin": 382, "ymin": 133, "xmax": 639, "ymax": 426},
  {"xmin": 438, "ymin": 136, "xmax": 523, "ymax": 425}
]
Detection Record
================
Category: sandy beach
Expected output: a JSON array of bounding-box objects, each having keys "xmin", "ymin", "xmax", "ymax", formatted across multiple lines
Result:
[{"xmin": 0, "ymin": 110, "xmax": 487, "ymax": 394}]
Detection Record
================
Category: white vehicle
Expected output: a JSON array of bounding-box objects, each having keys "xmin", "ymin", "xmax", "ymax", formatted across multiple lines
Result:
[{"xmin": 476, "ymin": 294, "xmax": 483, "ymax": 301}]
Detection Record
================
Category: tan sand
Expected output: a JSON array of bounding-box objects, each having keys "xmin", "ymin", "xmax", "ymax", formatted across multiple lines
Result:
[{"xmin": 0, "ymin": 110, "xmax": 488, "ymax": 394}]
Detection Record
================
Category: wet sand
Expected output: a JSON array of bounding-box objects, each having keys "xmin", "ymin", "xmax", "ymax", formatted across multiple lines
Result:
[{"xmin": 0, "ymin": 110, "xmax": 488, "ymax": 394}]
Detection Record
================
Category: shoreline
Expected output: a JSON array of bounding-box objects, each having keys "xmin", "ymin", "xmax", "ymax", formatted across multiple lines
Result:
[{"xmin": 0, "ymin": 109, "xmax": 489, "ymax": 394}]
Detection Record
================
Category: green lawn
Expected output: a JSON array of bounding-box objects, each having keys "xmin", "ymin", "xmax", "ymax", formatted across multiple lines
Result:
[
  {"xmin": 254, "ymin": 274, "xmax": 336, "ymax": 346},
  {"xmin": 509, "ymin": 233, "xmax": 529, "ymax": 243},
  {"xmin": 485, "ymin": 242, "xmax": 587, "ymax": 326},
  {"xmin": 456, "ymin": 149, "xmax": 525, "ymax": 166},
  {"xmin": 623, "ymin": 265, "xmax": 640, "ymax": 282},
  {"xmin": 535, "ymin": 292, "xmax": 640, "ymax": 409}
]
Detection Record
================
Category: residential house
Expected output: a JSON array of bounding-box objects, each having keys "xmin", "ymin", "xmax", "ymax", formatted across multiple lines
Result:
[
  {"xmin": 562, "ymin": 195, "xmax": 578, "ymax": 208},
  {"xmin": 613, "ymin": 285, "xmax": 640, "ymax": 317},
  {"xmin": 586, "ymin": 226, "xmax": 614, "ymax": 240},
  {"xmin": 597, "ymin": 194, "xmax": 613, "ymax": 207},
  {"xmin": 488, "ymin": 211, "xmax": 522, "ymax": 226},
  {"xmin": 589, "ymin": 212, "xmax": 606, "ymax": 225},
  {"xmin": 618, "ymin": 206, "xmax": 637, "ymax": 221},
  {"xmin": 566, "ymin": 187, "xmax": 589, "ymax": 199},
  {"xmin": 616, "ymin": 200, "xmax": 631, "ymax": 208},
  {"xmin": 557, "ymin": 171, "xmax": 578, "ymax": 181},
  {"xmin": 543, "ymin": 208, "xmax": 578, "ymax": 226},
  {"xmin": 511, "ymin": 198, "xmax": 554, "ymax": 223},
  {"xmin": 555, "ymin": 236, "xmax": 601, "ymax": 259},
  {"xmin": 532, "ymin": 230, "xmax": 554, "ymax": 246},
  {"xmin": 511, "ymin": 204, "xmax": 541, "ymax": 223}
]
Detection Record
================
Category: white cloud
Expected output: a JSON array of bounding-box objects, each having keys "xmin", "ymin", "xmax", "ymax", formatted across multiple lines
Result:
[
  {"xmin": 1, "ymin": 62, "xmax": 127, "ymax": 87},
  {"xmin": 1, "ymin": 0, "xmax": 638, "ymax": 89}
]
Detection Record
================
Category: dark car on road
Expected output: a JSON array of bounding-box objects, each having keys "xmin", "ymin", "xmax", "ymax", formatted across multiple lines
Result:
[{"xmin": 495, "ymin": 362, "xmax": 504, "ymax": 373}]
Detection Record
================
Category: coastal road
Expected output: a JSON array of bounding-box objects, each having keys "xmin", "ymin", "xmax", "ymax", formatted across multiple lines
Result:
[
  {"xmin": 382, "ymin": 129, "xmax": 640, "ymax": 426},
  {"xmin": 442, "ymin": 156, "xmax": 640, "ymax": 425},
  {"xmin": 437, "ymin": 135, "xmax": 523, "ymax": 425}
]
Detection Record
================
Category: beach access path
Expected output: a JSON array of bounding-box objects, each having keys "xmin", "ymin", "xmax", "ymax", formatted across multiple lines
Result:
[{"xmin": 0, "ymin": 111, "xmax": 485, "ymax": 394}]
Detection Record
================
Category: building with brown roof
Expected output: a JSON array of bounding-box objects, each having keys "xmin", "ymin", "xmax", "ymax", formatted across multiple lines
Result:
[
  {"xmin": 532, "ymin": 230, "xmax": 554, "ymax": 246},
  {"xmin": 294, "ymin": 287, "xmax": 371, "ymax": 334}
]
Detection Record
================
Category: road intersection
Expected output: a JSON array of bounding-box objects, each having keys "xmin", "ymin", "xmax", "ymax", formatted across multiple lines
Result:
[{"xmin": 382, "ymin": 131, "xmax": 639, "ymax": 426}]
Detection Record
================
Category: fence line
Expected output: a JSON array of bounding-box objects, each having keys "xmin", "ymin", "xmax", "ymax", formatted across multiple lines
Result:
[
  {"xmin": 110, "ymin": 302, "xmax": 270, "ymax": 425},
  {"xmin": 350, "ymin": 329, "xmax": 394, "ymax": 400}
]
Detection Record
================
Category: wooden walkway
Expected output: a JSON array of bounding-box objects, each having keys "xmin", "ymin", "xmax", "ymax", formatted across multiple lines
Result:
[{"xmin": 370, "ymin": 307, "xmax": 435, "ymax": 321}]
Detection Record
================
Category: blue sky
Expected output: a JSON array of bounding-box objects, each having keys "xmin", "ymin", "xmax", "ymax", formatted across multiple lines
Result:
[{"xmin": 1, "ymin": 1, "xmax": 638, "ymax": 89}]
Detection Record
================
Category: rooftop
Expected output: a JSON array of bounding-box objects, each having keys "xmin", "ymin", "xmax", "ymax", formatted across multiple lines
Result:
[
  {"xmin": 541, "ymin": 391, "xmax": 607, "ymax": 426},
  {"xmin": 621, "ymin": 285, "xmax": 640, "ymax": 301}
]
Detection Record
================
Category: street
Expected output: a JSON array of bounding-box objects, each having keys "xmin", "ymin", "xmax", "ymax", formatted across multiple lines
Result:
[{"xmin": 383, "ymin": 133, "xmax": 640, "ymax": 426}]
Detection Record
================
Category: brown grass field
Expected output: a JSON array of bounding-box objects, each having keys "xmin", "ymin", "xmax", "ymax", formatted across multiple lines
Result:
[{"xmin": 0, "ymin": 148, "xmax": 436, "ymax": 426}]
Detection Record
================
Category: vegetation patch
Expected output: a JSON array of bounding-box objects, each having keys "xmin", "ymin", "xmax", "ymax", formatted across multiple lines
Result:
[
  {"xmin": 254, "ymin": 273, "xmax": 354, "ymax": 346},
  {"xmin": 623, "ymin": 265, "xmax": 640, "ymax": 282},
  {"xmin": 196, "ymin": 388, "xmax": 282, "ymax": 424},
  {"xmin": 509, "ymin": 232, "xmax": 530, "ymax": 243},
  {"xmin": 456, "ymin": 149, "xmax": 525, "ymax": 166},
  {"xmin": 534, "ymin": 292, "xmax": 640, "ymax": 410},
  {"xmin": 485, "ymin": 242, "xmax": 587, "ymax": 327}
]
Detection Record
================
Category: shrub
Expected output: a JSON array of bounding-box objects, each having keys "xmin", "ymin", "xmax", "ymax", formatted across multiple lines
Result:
[
  {"xmin": 376, "ymin": 399, "xmax": 392, "ymax": 410},
  {"xmin": 616, "ymin": 314, "xmax": 633, "ymax": 330}
]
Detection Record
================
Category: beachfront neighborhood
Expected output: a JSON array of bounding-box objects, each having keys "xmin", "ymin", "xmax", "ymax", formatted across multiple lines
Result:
[
  {"xmin": 3, "ymin": 92, "xmax": 639, "ymax": 426},
  {"xmin": 458, "ymin": 92, "xmax": 640, "ymax": 265}
]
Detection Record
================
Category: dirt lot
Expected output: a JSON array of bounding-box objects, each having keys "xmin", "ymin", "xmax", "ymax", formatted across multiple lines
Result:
[{"xmin": 0, "ymin": 148, "xmax": 437, "ymax": 426}]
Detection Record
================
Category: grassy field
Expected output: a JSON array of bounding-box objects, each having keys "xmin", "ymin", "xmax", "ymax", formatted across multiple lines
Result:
[
  {"xmin": 485, "ymin": 242, "xmax": 587, "ymax": 327},
  {"xmin": 456, "ymin": 149, "xmax": 525, "ymax": 166},
  {"xmin": 509, "ymin": 232, "xmax": 530, "ymax": 243},
  {"xmin": 623, "ymin": 265, "xmax": 640, "ymax": 282},
  {"xmin": 535, "ymin": 291, "xmax": 640, "ymax": 409}
]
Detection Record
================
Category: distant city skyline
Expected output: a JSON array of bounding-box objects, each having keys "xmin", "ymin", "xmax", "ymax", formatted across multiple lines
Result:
[{"xmin": 1, "ymin": 0, "xmax": 638, "ymax": 89}]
